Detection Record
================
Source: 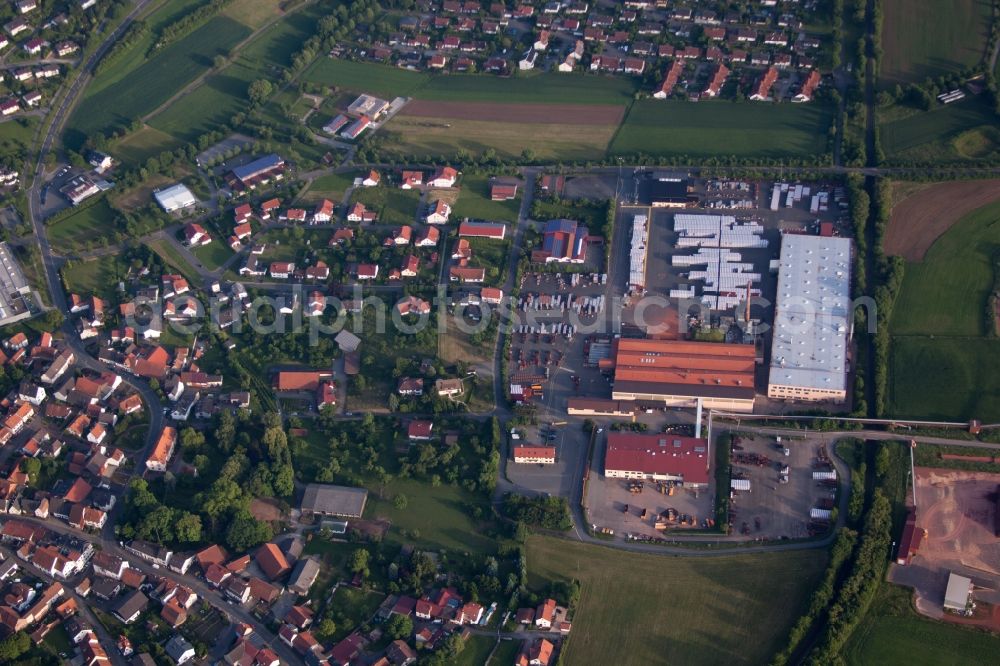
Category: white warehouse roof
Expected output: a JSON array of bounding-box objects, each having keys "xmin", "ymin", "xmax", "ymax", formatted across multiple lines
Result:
[
  {"xmin": 769, "ymin": 233, "xmax": 852, "ymax": 393},
  {"xmin": 154, "ymin": 183, "xmax": 197, "ymax": 212}
]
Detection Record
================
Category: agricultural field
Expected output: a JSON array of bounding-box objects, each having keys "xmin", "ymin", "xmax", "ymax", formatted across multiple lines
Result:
[
  {"xmin": 66, "ymin": 17, "xmax": 253, "ymax": 144},
  {"xmin": 148, "ymin": 62, "xmax": 262, "ymax": 143},
  {"xmin": 302, "ymin": 58, "xmax": 430, "ymax": 98},
  {"xmin": 889, "ymin": 196, "xmax": 1000, "ymax": 420},
  {"xmin": 384, "ymin": 116, "xmax": 618, "ymax": 161},
  {"xmin": 880, "ymin": 0, "xmax": 992, "ymax": 86},
  {"xmin": 451, "ymin": 175, "xmax": 521, "ymax": 221},
  {"xmin": 415, "ymin": 72, "xmax": 638, "ymax": 105},
  {"xmin": 525, "ymin": 536, "xmax": 826, "ymax": 666},
  {"xmin": 879, "ymin": 96, "xmax": 1000, "ymax": 164},
  {"xmin": 890, "ymin": 198, "xmax": 1000, "ymax": 337},
  {"xmin": 890, "ymin": 337, "xmax": 1000, "ymax": 421},
  {"xmin": 885, "ymin": 180, "xmax": 1000, "ymax": 260},
  {"xmin": 844, "ymin": 583, "xmax": 1000, "ymax": 664},
  {"xmin": 611, "ymin": 100, "xmax": 834, "ymax": 159}
]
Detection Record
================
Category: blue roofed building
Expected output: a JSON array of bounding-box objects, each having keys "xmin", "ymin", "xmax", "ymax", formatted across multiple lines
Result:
[
  {"xmin": 226, "ymin": 154, "xmax": 286, "ymax": 191},
  {"xmin": 532, "ymin": 218, "xmax": 588, "ymax": 263}
]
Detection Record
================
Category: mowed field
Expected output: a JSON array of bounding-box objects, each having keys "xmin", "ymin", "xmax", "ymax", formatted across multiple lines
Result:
[
  {"xmin": 880, "ymin": 96, "xmax": 1000, "ymax": 163},
  {"xmin": 525, "ymin": 537, "xmax": 826, "ymax": 666},
  {"xmin": 885, "ymin": 180, "xmax": 1000, "ymax": 260},
  {"xmin": 880, "ymin": 0, "xmax": 992, "ymax": 86},
  {"xmin": 610, "ymin": 100, "xmax": 834, "ymax": 159},
  {"xmin": 890, "ymin": 196, "xmax": 1000, "ymax": 420}
]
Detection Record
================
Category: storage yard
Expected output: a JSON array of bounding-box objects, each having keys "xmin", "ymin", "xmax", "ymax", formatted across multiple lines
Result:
[
  {"xmin": 586, "ymin": 430, "xmax": 839, "ymax": 541},
  {"xmin": 726, "ymin": 434, "xmax": 840, "ymax": 540}
]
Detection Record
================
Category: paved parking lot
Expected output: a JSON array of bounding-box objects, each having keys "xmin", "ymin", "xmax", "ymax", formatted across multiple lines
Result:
[
  {"xmin": 728, "ymin": 433, "xmax": 836, "ymax": 539},
  {"xmin": 585, "ymin": 430, "xmax": 716, "ymax": 538},
  {"xmin": 505, "ymin": 423, "xmax": 589, "ymax": 499}
]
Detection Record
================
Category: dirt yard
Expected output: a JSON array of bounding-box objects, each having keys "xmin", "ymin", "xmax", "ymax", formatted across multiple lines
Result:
[
  {"xmin": 914, "ymin": 467, "xmax": 1000, "ymax": 575},
  {"xmin": 889, "ymin": 467, "xmax": 1000, "ymax": 619},
  {"xmin": 885, "ymin": 179, "xmax": 1000, "ymax": 260},
  {"xmin": 400, "ymin": 100, "xmax": 626, "ymax": 125},
  {"xmin": 250, "ymin": 497, "xmax": 285, "ymax": 522}
]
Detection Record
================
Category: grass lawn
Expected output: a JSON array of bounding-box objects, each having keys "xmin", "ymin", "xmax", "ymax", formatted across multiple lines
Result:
[
  {"xmin": 146, "ymin": 237, "xmax": 202, "ymax": 284},
  {"xmin": 367, "ymin": 478, "xmax": 495, "ymax": 555},
  {"xmin": 0, "ymin": 116, "xmax": 38, "ymax": 155},
  {"xmin": 454, "ymin": 635, "xmax": 499, "ymax": 666},
  {"xmin": 62, "ymin": 255, "xmax": 127, "ymax": 300},
  {"xmin": 112, "ymin": 126, "xmax": 183, "ymax": 168},
  {"xmin": 890, "ymin": 336, "xmax": 1000, "ymax": 421},
  {"xmin": 66, "ymin": 17, "xmax": 252, "ymax": 143},
  {"xmin": 384, "ymin": 115, "xmax": 616, "ymax": 161},
  {"xmin": 328, "ymin": 586, "xmax": 385, "ymax": 639},
  {"xmin": 350, "ymin": 187, "xmax": 420, "ymax": 225},
  {"xmin": 532, "ymin": 197, "xmax": 609, "ymax": 235},
  {"xmin": 525, "ymin": 536, "xmax": 826, "ymax": 666},
  {"xmin": 191, "ymin": 239, "xmax": 234, "ymax": 270},
  {"xmin": 302, "ymin": 172, "xmax": 358, "ymax": 203},
  {"xmin": 844, "ymin": 583, "xmax": 1000, "ymax": 664},
  {"xmin": 880, "ymin": 0, "xmax": 992, "ymax": 86},
  {"xmin": 610, "ymin": 100, "xmax": 834, "ymax": 159},
  {"xmin": 487, "ymin": 638, "xmax": 521, "ymax": 665},
  {"xmin": 452, "ymin": 175, "xmax": 521, "ymax": 221},
  {"xmin": 47, "ymin": 199, "xmax": 118, "ymax": 252},
  {"xmin": 891, "ymin": 198, "xmax": 1000, "ymax": 337},
  {"xmin": 880, "ymin": 96, "xmax": 1000, "ymax": 163}
]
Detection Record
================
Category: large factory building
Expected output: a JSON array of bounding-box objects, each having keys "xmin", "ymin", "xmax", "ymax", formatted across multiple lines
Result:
[
  {"xmin": 767, "ymin": 234, "xmax": 852, "ymax": 403},
  {"xmin": 609, "ymin": 339, "xmax": 756, "ymax": 412}
]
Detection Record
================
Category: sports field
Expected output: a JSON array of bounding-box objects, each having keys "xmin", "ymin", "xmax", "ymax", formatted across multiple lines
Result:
[
  {"xmin": 844, "ymin": 583, "xmax": 1000, "ymax": 665},
  {"xmin": 880, "ymin": 96, "xmax": 1000, "ymax": 163},
  {"xmin": 610, "ymin": 100, "xmax": 834, "ymax": 159},
  {"xmin": 880, "ymin": 0, "xmax": 992, "ymax": 86},
  {"xmin": 525, "ymin": 537, "xmax": 826, "ymax": 665}
]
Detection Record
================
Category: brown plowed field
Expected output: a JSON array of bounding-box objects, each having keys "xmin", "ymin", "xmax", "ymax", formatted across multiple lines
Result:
[
  {"xmin": 401, "ymin": 100, "xmax": 625, "ymax": 125},
  {"xmin": 885, "ymin": 179, "xmax": 1000, "ymax": 261}
]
